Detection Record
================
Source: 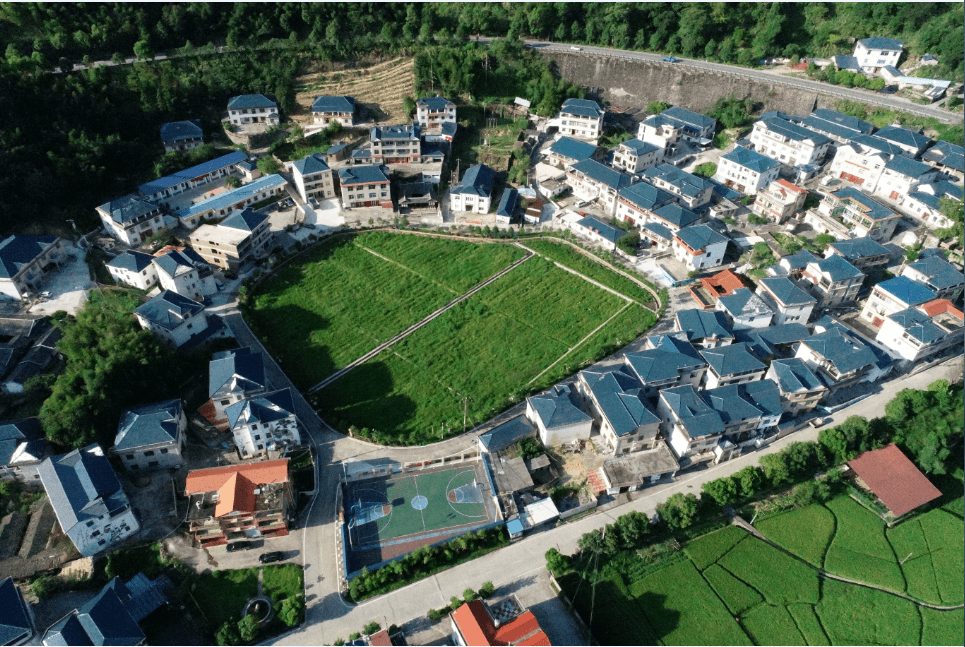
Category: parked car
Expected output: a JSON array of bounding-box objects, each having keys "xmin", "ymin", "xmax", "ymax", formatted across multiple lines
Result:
[
  {"xmin": 570, "ymin": 46, "xmax": 582, "ymax": 52},
  {"xmin": 227, "ymin": 541, "xmax": 255, "ymax": 552},
  {"xmin": 662, "ymin": 56, "xmax": 678, "ymax": 63},
  {"xmin": 259, "ymin": 551, "xmax": 284, "ymax": 564}
]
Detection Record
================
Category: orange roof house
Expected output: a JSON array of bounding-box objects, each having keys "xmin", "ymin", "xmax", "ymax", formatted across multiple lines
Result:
[
  {"xmin": 848, "ymin": 443, "xmax": 941, "ymax": 518},
  {"xmin": 451, "ymin": 600, "xmax": 551, "ymax": 646},
  {"xmin": 689, "ymin": 269, "xmax": 747, "ymax": 309},
  {"xmin": 919, "ymin": 298, "xmax": 964, "ymax": 320}
]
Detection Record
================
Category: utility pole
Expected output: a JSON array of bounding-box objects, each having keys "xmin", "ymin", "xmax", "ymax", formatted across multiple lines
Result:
[{"xmin": 463, "ymin": 396, "xmax": 469, "ymax": 433}]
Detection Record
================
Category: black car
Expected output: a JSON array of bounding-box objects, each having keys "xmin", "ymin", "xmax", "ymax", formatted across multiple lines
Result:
[
  {"xmin": 226, "ymin": 541, "xmax": 255, "ymax": 552},
  {"xmin": 259, "ymin": 551, "xmax": 284, "ymax": 564}
]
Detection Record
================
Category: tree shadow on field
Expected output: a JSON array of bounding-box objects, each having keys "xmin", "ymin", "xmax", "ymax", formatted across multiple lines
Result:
[
  {"xmin": 315, "ymin": 361, "xmax": 418, "ymax": 439},
  {"xmin": 633, "ymin": 590, "xmax": 680, "ymax": 645},
  {"xmin": 254, "ymin": 304, "xmax": 334, "ymax": 388}
]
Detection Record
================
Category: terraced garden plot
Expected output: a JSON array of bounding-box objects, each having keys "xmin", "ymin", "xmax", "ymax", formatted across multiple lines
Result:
[
  {"xmin": 293, "ymin": 57, "xmax": 414, "ymax": 124},
  {"xmin": 787, "ymin": 604, "xmax": 829, "ymax": 645},
  {"xmin": 757, "ymin": 503, "xmax": 835, "ymax": 567},
  {"xmin": 919, "ymin": 509, "xmax": 964, "ymax": 604},
  {"xmin": 683, "ymin": 525, "xmax": 748, "ymax": 570},
  {"xmin": 557, "ymin": 571, "xmax": 660, "ymax": 646},
  {"xmin": 816, "ymin": 578, "xmax": 922, "ymax": 646},
  {"xmin": 741, "ymin": 604, "xmax": 807, "ymax": 646},
  {"xmin": 888, "ymin": 517, "xmax": 942, "ymax": 604},
  {"xmin": 921, "ymin": 607, "xmax": 965, "ymax": 646},
  {"xmin": 718, "ymin": 536, "xmax": 820, "ymax": 605},
  {"xmin": 824, "ymin": 496, "xmax": 906, "ymax": 592},
  {"xmin": 703, "ymin": 564, "xmax": 763, "ymax": 615}
]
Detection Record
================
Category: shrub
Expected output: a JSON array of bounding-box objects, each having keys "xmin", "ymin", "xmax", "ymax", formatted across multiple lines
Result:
[
  {"xmin": 463, "ymin": 588, "xmax": 477, "ymax": 603},
  {"xmin": 363, "ymin": 621, "xmax": 381, "ymax": 635},
  {"xmin": 479, "ymin": 581, "xmax": 496, "ymax": 598},
  {"xmin": 216, "ymin": 621, "xmax": 240, "ymax": 646},
  {"xmin": 237, "ymin": 614, "xmax": 258, "ymax": 643}
]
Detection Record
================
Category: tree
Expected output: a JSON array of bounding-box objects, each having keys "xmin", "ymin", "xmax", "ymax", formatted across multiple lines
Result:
[
  {"xmin": 463, "ymin": 587, "xmax": 477, "ymax": 603},
  {"xmin": 735, "ymin": 466, "xmax": 764, "ymax": 498},
  {"xmin": 702, "ymin": 476, "xmax": 739, "ymax": 505},
  {"xmin": 224, "ymin": 176, "xmax": 242, "ymax": 189},
  {"xmin": 479, "ymin": 580, "xmax": 496, "ymax": 598},
  {"xmin": 545, "ymin": 548, "xmax": 571, "ymax": 575},
  {"xmin": 216, "ymin": 621, "xmax": 240, "ymax": 646},
  {"xmin": 613, "ymin": 510, "xmax": 649, "ymax": 549},
  {"xmin": 812, "ymin": 234, "xmax": 836, "ymax": 250},
  {"xmin": 647, "ymin": 101, "xmax": 669, "ymax": 115},
  {"xmin": 133, "ymin": 39, "xmax": 153, "ymax": 61},
  {"xmin": 656, "ymin": 493, "xmax": 699, "ymax": 529},
  {"xmin": 238, "ymin": 614, "xmax": 258, "ymax": 642},
  {"xmin": 363, "ymin": 621, "xmax": 381, "ymax": 635},
  {"xmin": 402, "ymin": 95, "xmax": 416, "ymax": 117},
  {"xmin": 278, "ymin": 596, "xmax": 304, "ymax": 627},
  {"xmin": 693, "ymin": 162, "xmax": 717, "ymax": 177},
  {"xmin": 257, "ymin": 156, "xmax": 281, "ymax": 175},
  {"xmin": 707, "ymin": 96, "xmax": 754, "ymax": 129}
]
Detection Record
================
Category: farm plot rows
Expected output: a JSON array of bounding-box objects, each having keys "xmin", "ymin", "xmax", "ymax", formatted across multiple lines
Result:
[{"xmin": 292, "ymin": 57, "xmax": 415, "ymax": 124}]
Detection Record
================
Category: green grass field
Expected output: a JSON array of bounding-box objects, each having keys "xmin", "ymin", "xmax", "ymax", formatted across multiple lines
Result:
[
  {"xmin": 921, "ymin": 607, "xmax": 965, "ymax": 646},
  {"xmin": 718, "ymin": 536, "xmax": 820, "ymax": 606},
  {"xmin": 825, "ymin": 496, "xmax": 907, "ymax": 593},
  {"xmin": 683, "ymin": 525, "xmax": 748, "ymax": 570},
  {"xmin": 741, "ymin": 604, "xmax": 808, "ymax": 646},
  {"xmin": 703, "ymin": 563, "xmax": 763, "ymax": 615},
  {"xmin": 757, "ymin": 503, "xmax": 835, "ymax": 567},
  {"xmin": 816, "ymin": 578, "xmax": 922, "ymax": 645}
]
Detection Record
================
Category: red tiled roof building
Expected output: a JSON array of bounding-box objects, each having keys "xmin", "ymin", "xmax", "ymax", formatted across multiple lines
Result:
[
  {"xmin": 451, "ymin": 601, "xmax": 551, "ymax": 646},
  {"xmin": 848, "ymin": 443, "xmax": 942, "ymax": 518}
]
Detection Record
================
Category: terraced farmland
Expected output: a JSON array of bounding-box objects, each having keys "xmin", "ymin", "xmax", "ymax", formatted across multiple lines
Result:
[{"xmin": 292, "ymin": 57, "xmax": 415, "ymax": 125}]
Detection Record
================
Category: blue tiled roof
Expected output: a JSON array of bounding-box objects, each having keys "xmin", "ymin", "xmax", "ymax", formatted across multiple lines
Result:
[
  {"xmin": 160, "ymin": 119, "xmax": 202, "ymax": 144},
  {"xmin": 451, "ymin": 164, "xmax": 496, "ymax": 196},
  {"xmin": 717, "ymin": 288, "xmax": 774, "ymax": 321},
  {"xmin": 311, "ymin": 95, "xmax": 355, "ymax": 112},
  {"xmin": 906, "ymin": 257, "xmax": 964, "ymax": 290},
  {"xmin": 478, "ymin": 415, "xmax": 536, "ymax": 453},
  {"xmin": 875, "ymin": 276, "xmax": 937, "ymax": 306},
  {"xmin": 663, "ymin": 106, "xmax": 715, "ymax": 130},
  {"xmin": 0, "ymin": 234, "xmax": 59, "ymax": 279},
  {"xmin": 570, "ymin": 159, "xmax": 632, "ymax": 191},
  {"xmin": 759, "ymin": 277, "xmax": 817, "ymax": 306},
  {"xmin": 850, "ymin": 134, "xmax": 912, "ymax": 158},
  {"xmin": 225, "ymin": 388, "xmax": 295, "ymax": 429},
  {"xmin": 832, "ymin": 55, "xmax": 862, "ymax": 71},
  {"xmin": 528, "ymin": 384, "xmax": 592, "ymax": 429},
  {"xmin": 707, "ymin": 177, "xmax": 743, "ymax": 201},
  {"xmin": 759, "ymin": 117, "xmax": 831, "ymax": 146},
  {"xmin": 0, "ymin": 577, "xmax": 32, "ymax": 644},
  {"xmin": 829, "ymin": 236, "xmax": 891, "ymax": 260},
  {"xmin": 228, "ymin": 93, "xmax": 277, "ymax": 109},
  {"xmin": 560, "ymin": 98, "xmax": 604, "ymax": 119},
  {"xmin": 722, "ymin": 146, "xmax": 781, "ymax": 173},
  {"xmin": 815, "ymin": 254, "xmax": 864, "ymax": 281},
  {"xmin": 581, "ymin": 366, "xmax": 659, "ymax": 436},
  {"xmin": 221, "ymin": 207, "xmax": 269, "ymax": 232},
  {"xmin": 922, "ymin": 141, "xmax": 965, "ymax": 172},
  {"xmin": 769, "ymin": 358, "xmax": 824, "ymax": 393},
  {"xmin": 134, "ymin": 290, "xmax": 204, "ymax": 331},
  {"xmin": 292, "ymin": 153, "xmax": 331, "ymax": 176},
  {"xmin": 625, "ymin": 335, "xmax": 706, "ymax": 383},
  {"xmin": 0, "ymin": 418, "xmax": 44, "ymax": 468},
  {"xmin": 642, "ymin": 221, "xmax": 673, "ymax": 242},
  {"xmin": 700, "ymin": 342, "xmax": 767, "ymax": 377},
  {"xmin": 675, "ymin": 224, "xmax": 728, "ymax": 251},
  {"xmin": 38, "ymin": 444, "xmax": 127, "ymax": 536},
  {"xmin": 927, "ymin": 180, "xmax": 964, "ymax": 201},
  {"xmin": 803, "ymin": 327, "xmax": 877, "ymax": 374},
  {"xmin": 884, "ymin": 155, "xmax": 936, "ymax": 179},
  {"xmin": 496, "ymin": 188, "xmax": 519, "ymax": 219},
  {"xmin": 643, "ymin": 164, "xmax": 714, "ymax": 198},
  {"xmin": 152, "ymin": 248, "xmax": 207, "ymax": 280},
  {"xmin": 577, "ymin": 216, "xmax": 627, "ymax": 244},
  {"xmin": 675, "ymin": 309, "xmax": 734, "ymax": 342},
  {"xmin": 618, "ymin": 182, "xmax": 675, "ymax": 212},
  {"xmin": 887, "ymin": 307, "xmax": 945, "ymax": 344},
  {"xmin": 742, "ymin": 379, "xmax": 784, "ymax": 418},
  {"xmin": 371, "ymin": 123, "xmax": 419, "ymax": 141},
  {"xmin": 781, "ymin": 249, "xmax": 819, "ymax": 271},
  {"xmin": 811, "ymin": 109, "xmax": 874, "ymax": 135},
  {"xmin": 702, "ymin": 385, "xmax": 763, "ymax": 425},
  {"xmin": 139, "ymin": 151, "xmax": 249, "ymax": 195},
  {"xmin": 829, "ymin": 187, "xmax": 896, "ymax": 221},
  {"xmin": 44, "ymin": 577, "xmax": 148, "ymax": 646},
  {"xmin": 416, "ymin": 95, "xmax": 454, "ymax": 111},
  {"xmin": 327, "ymin": 143, "xmax": 349, "ymax": 155},
  {"xmin": 177, "ymin": 174, "xmax": 285, "ymax": 220},
  {"xmin": 802, "ymin": 115, "xmax": 863, "ymax": 142},
  {"xmin": 115, "ymin": 399, "xmax": 182, "ymax": 451},
  {"xmin": 858, "ymin": 37, "xmax": 904, "ymax": 51},
  {"xmin": 738, "ymin": 323, "xmax": 810, "ymax": 359},
  {"xmin": 642, "ymin": 114, "xmax": 679, "ymax": 130},
  {"xmin": 660, "ymin": 385, "xmax": 725, "ymax": 438},
  {"xmin": 209, "ymin": 347, "xmax": 265, "ymax": 398},
  {"xmin": 439, "ymin": 121, "xmax": 458, "ymax": 137},
  {"xmin": 97, "ymin": 194, "xmax": 158, "ymax": 224},
  {"xmin": 620, "ymin": 138, "xmax": 660, "ymax": 156},
  {"xmin": 351, "ymin": 148, "xmax": 372, "ymax": 160},
  {"xmin": 549, "ymin": 136, "xmax": 597, "ymax": 161}
]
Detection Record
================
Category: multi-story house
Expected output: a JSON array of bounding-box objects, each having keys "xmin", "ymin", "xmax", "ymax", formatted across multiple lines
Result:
[
  {"xmin": 338, "ymin": 165, "xmax": 392, "ymax": 209},
  {"xmin": 614, "ymin": 182, "xmax": 677, "ymax": 229},
  {"xmin": 740, "ymin": 379, "xmax": 784, "ymax": 430},
  {"xmin": 756, "ymin": 277, "xmax": 817, "ymax": 325},
  {"xmin": 566, "ymin": 159, "xmax": 632, "ymax": 216},
  {"xmin": 184, "ymin": 459, "xmax": 293, "ymax": 548},
  {"xmin": 737, "ymin": 323, "xmax": 810, "ymax": 362},
  {"xmin": 640, "ymin": 222, "xmax": 674, "ymax": 251},
  {"xmin": 570, "ymin": 215, "xmax": 629, "ymax": 252},
  {"xmin": 796, "ymin": 326, "xmax": 878, "ymax": 393},
  {"xmin": 661, "ymin": 106, "xmax": 716, "ymax": 145},
  {"xmin": 700, "ymin": 384, "xmax": 764, "ymax": 462},
  {"xmin": 920, "ymin": 140, "xmax": 964, "ymax": 181},
  {"xmin": 177, "ymin": 174, "xmax": 287, "ymax": 229},
  {"xmin": 227, "ymin": 388, "xmax": 300, "ymax": 459},
  {"xmin": 291, "ymin": 153, "xmax": 337, "ymax": 203},
  {"xmin": 854, "ymin": 37, "xmax": 903, "ymax": 74},
  {"xmin": 96, "ymin": 194, "xmax": 167, "ymax": 246},
  {"xmin": 766, "ymin": 358, "xmax": 827, "ymax": 414},
  {"xmin": 714, "ymin": 146, "xmax": 781, "ymax": 194},
  {"xmin": 611, "ymin": 139, "xmax": 661, "ymax": 175},
  {"xmin": 370, "ymin": 124, "xmax": 421, "ymax": 164},
  {"xmin": 860, "ymin": 276, "xmax": 937, "ymax": 329},
  {"xmin": 699, "ymin": 342, "xmax": 767, "ymax": 389},
  {"xmin": 133, "ymin": 290, "xmax": 209, "ymax": 347},
  {"xmin": 874, "ymin": 125, "xmax": 931, "ymax": 159},
  {"xmin": 716, "ymin": 287, "xmax": 774, "ymax": 330},
  {"xmin": 115, "ymin": 399, "xmax": 187, "ymax": 471},
  {"xmin": 544, "ymin": 136, "xmax": 597, "ymax": 168},
  {"xmin": 637, "ymin": 114, "xmax": 682, "ymax": 158},
  {"xmin": 825, "ymin": 236, "xmax": 892, "ymax": 272},
  {"xmin": 828, "ymin": 140, "xmax": 890, "ymax": 191},
  {"xmin": 138, "ymin": 151, "xmax": 251, "ymax": 207},
  {"xmin": 0, "ymin": 577, "xmax": 35, "ymax": 645},
  {"xmin": 817, "ymin": 187, "xmax": 900, "ymax": 243},
  {"xmin": 189, "ymin": 208, "xmax": 272, "ymax": 272},
  {"xmin": 227, "ymin": 93, "xmax": 279, "ymax": 126},
  {"xmin": 153, "ymin": 248, "xmax": 216, "ymax": 302},
  {"xmin": 688, "ymin": 269, "xmax": 747, "ymax": 309},
  {"xmin": 311, "ymin": 95, "xmax": 356, "ymax": 127},
  {"xmin": 751, "ymin": 179, "xmax": 808, "ymax": 223},
  {"xmin": 875, "ymin": 156, "xmax": 938, "ymax": 201},
  {"xmin": 0, "ymin": 235, "xmax": 67, "ymax": 301},
  {"xmin": 557, "ymin": 98, "xmax": 604, "ymax": 141},
  {"xmin": 624, "ymin": 334, "xmax": 708, "ymax": 399},
  {"xmin": 415, "ymin": 95, "xmax": 456, "ymax": 131},
  {"xmin": 901, "ymin": 181, "xmax": 962, "ymax": 229},
  {"xmin": 160, "ymin": 119, "xmax": 203, "ymax": 153},
  {"xmin": 875, "ymin": 299, "xmax": 964, "ymax": 365},
  {"xmin": 657, "ymin": 385, "xmax": 726, "ymax": 463},
  {"xmin": 641, "ymin": 164, "xmax": 714, "ymax": 210},
  {"xmin": 799, "ymin": 254, "xmax": 865, "ymax": 306},
  {"xmin": 449, "ymin": 164, "xmax": 496, "ymax": 214},
  {"xmin": 577, "ymin": 366, "xmax": 661, "ymax": 455},
  {"xmin": 801, "ymin": 109, "xmax": 874, "ymax": 144},
  {"xmin": 674, "ymin": 309, "xmax": 735, "ymax": 348},
  {"xmin": 106, "ymin": 251, "xmax": 159, "ymax": 290},
  {"xmin": 0, "ymin": 418, "xmax": 46, "ymax": 483},
  {"xmin": 901, "ymin": 256, "xmax": 964, "ymax": 301},
  {"xmin": 750, "ymin": 117, "xmax": 831, "ymax": 169},
  {"xmin": 38, "ymin": 444, "xmax": 139, "ymax": 557},
  {"xmin": 768, "ymin": 249, "xmax": 819, "ymax": 279},
  {"xmin": 205, "ymin": 346, "xmax": 267, "ymax": 428},
  {"xmin": 672, "ymin": 225, "xmax": 728, "ymax": 272},
  {"xmin": 525, "ymin": 384, "xmax": 593, "ymax": 447},
  {"xmin": 648, "ymin": 204, "xmax": 701, "ymax": 233}
]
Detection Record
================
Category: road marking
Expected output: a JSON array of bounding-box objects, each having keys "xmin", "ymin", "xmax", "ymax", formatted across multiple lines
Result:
[{"xmin": 413, "ymin": 476, "xmax": 427, "ymax": 531}]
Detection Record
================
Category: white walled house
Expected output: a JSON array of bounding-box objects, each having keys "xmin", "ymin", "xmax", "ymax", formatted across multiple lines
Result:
[
  {"xmin": 796, "ymin": 326, "xmax": 878, "ymax": 393},
  {"xmin": 449, "ymin": 164, "xmax": 496, "ymax": 214},
  {"xmin": 544, "ymin": 136, "xmax": 597, "ymax": 169},
  {"xmin": 97, "ymin": 194, "xmax": 167, "ymax": 246},
  {"xmin": 828, "ymin": 141, "xmax": 889, "ymax": 190},
  {"xmin": 854, "ymin": 37, "xmax": 903, "ymax": 74},
  {"xmin": 160, "ymin": 120, "xmax": 203, "ymax": 153},
  {"xmin": 660, "ymin": 106, "xmax": 716, "ymax": 145},
  {"xmin": 874, "ymin": 156, "xmax": 938, "ymax": 202},
  {"xmin": 901, "ymin": 257, "xmax": 965, "ymax": 301},
  {"xmin": 291, "ymin": 153, "xmax": 336, "ymax": 203},
  {"xmin": 674, "ymin": 308, "xmax": 735, "ymax": 349},
  {"xmin": 206, "ymin": 346, "xmax": 268, "ymax": 429},
  {"xmin": 311, "ymin": 95, "xmax": 355, "ymax": 127},
  {"xmin": 751, "ymin": 179, "xmax": 808, "ymax": 223},
  {"xmin": 716, "ymin": 288, "xmax": 774, "ymax": 330},
  {"xmin": 565, "ymin": 159, "xmax": 632, "ymax": 216},
  {"xmin": 577, "ymin": 366, "xmax": 661, "ymax": 456},
  {"xmin": 624, "ymin": 334, "xmax": 708, "ymax": 399},
  {"xmin": 875, "ymin": 300, "xmax": 964, "ymax": 365},
  {"xmin": 138, "ymin": 151, "xmax": 252, "ymax": 207},
  {"xmin": 612, "ymin": 139, "xmax": 661, "ymax": 175},
  {"xmin": 901, "ymin": 188, "xmax": 957, "ymax": 230},
  {"xmin": 826, "ymin": 236, "xmax": 892, "ymax": 272},
  {"xmin": 415, "ymin": 95, "xmax": 456, "ymax": 130},
  {"xmin": 338, "ymin": 165, "xmax": 393, "ymax": 210},
  {"xmin": 570, "ymin": 216, "xmax": 629, "ymax": 252},
  {"xmin": 699, "ymin": 342, "xmax": 767, "ymax": 389},
  {"xmin": 799, "ymin": 255, "xmax": 865, "ymax": 306},
  {"xmin": 152, "ymin": 248, "xmax": 216, "ymax": 302},
  {"xmin": 176, "ymin": 174, "xmax": 287, "ymax": 230},
  {"xmin": 38, "ymin": 444, "xmax": 139, "ymax": 557},
  {"xmin": 818, "ymin": 187, "xmax": 901, "ymax": 243},
  {"xmin": 766, "ymin": 358, "xmax": 827, "ymax": 414},
  {"xmin": 921, "ymin": 140, "xmax": 964, "ymax": 181},
  {"xmin": 227, "ymin": 93, "xmax": 279, "ymax": 126},
  {"xmin": 657, "ymin": 385, "xmax": 726, "ymax": 462},
  {"xmin": 0, "ymin": 235, "xmax": 67, "ymax": 301},
  {"xmin": 226, "ymin": 389, "xmax": 300, "ymax": 459},
  {"xmin": 615, "ymin": 182, "xmax": 677, "ymax": 229},
  {"xmin": 642, "ymin": 164, "xmax": 715, "ymax": 210},
  {"xmin": 526, "ymin": 385, "xmax": 593, "ymax": 447},
  {"xmin": 714, "ymin": 146, "xmax": 781, "ymax": 194},
  {"xmin": 106, "ymin": 251, "xmax": 158, "ymax": 290},
  {"xmin": 133, "ymin": 290, "xmax": 210, "ymax": 347},
  {"xmin": 750, "ymin": 117, "xmax": 831, "ymax": 169},
  {"xmin": 874, "ymin": 125, "xmax": 930, "ymax": 159},
  {"xmin": 115, "ymin": 399, "xmax": 187, "ymax": 471},
  {"xmin": 860, "ymin": 276, "xmax": 937, "ymax": 329},
  {"xmin": 557, "ymin": 98, "xmax": 604, "ymax": 141},
  {"xmin": 672, "ymin": 225, "xmax": 728, "ymax": 272},
  {"xmin": 189, "ymin": 208, "xmax": 272, "ymax": 272},
  {"xmin": 370, "ymin": 124, "xmax": 421, "ymax": 165},
  {"xmin": 0, "ymin": 418, "xmax": 47, "ymax": 484},
  {"xmin": 756, "ymin": 277, "xmax": 817, "ymax": 325},
  {"xmin": 637, "ymin": 114, "xmax": 682, "ymax": 158}
]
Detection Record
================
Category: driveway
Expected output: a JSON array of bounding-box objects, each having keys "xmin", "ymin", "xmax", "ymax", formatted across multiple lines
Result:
[{"xmin": 27, "ymin": 241, "xmax": 94, "ymax": 316}]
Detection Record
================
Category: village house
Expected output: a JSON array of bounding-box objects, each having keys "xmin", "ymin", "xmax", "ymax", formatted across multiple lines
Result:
[
  {"xmin": 557, "ymin": 98, "xmax": 604, "ymax": 141},
  {"xmin": 801, "ymin": 109, "xmax": 874, "ymax": 144},
  {"xmin": 577, "ymin": 366, "xmax": 661, "ymax": 456},
  {"xmin": 204, "ymin": 346, "xmax": 267, "ymax": 428},
  {"xmin": 0, "ymin": 418, "xmax": 47, "ymax": 483},
  {"xmin": 674, "ymin": 308, "xmax": 735, "ymax": 348},
  {"xmin": 600, "ymin": 445, "xmax": 679, "ymax": 495},
  {"xmin": 716, "ymin": 287, "xmax": 774, "ymax": 330},
  {"xmin": 0, "ymin": 577, "xmax": 34, "ymax": 645},
  {"xmin": 900, "ymin": 256, "xmax": 965, "ymax": 301},
  {"xmin": 160, "ymin": 119, "xmax": 203, "ymax": 153},
  {"xmin": 106, "ymin": 251, "xmax": 158, "ymax": 290},
  {"xmin": 751, "ymin": 178, "xmax": 808, "ymax": 223},
  {"xmin": 799, "ymin": 254, "xmax": 865, "ymax": 306},
  {"xmin": 700, "ymin": 384, "xmax": 765, "ymax": 463},
  {"xmin": 338, "ymin": 165, "xmax": 392, "ymax": 209},
  {"xmin": 874, "ymin": 125, "xmax": 931, "ymax": 158},
  {"xmin": 311, "ymin": 95, "xmax": 356, "ymax": 126},
  {"xmin": 176, "ymin": 174, "xmax": 287, "ymax": 229},
  {"xmin": 624, "ymin": 334, "xmax": 708, "ymax": 399},
  {"xmin": 370, "ymin": 124, "xmax": 421, "ymax": 164},
  {"xmin": 795, "ymin": 325, "xmax": 879, "ymax": 392},
  {"xmin": 768, "ymin": 249, "xmax": 819, "ymax": 279},
  {"xmin": 750, "ymin": 117, "xmax": 832, "ymax": 170},
  {"xmin": 641, "ymin": 164, "xmax": 714, "ymax": 210},
  {"xmin": 415, "ymin": 95, "xmax": 456, "ymax": 130},
  {"xmin": 637, "ymin": 114, "xmax": 682, "ymax": 158},
  {"xmin": 450, "ymin": 599, "xmax": 550, "ymax": 647},
  {"xmin": 0, "ymin": 235, "xmax": 66, "ymax": 301},
  {"xmin": 115, "ymin": 399, "xmax": 187, "ymax": 471},
  {"xmin": 137, "ymin": 151, "xmax": 253, "ymax": 207},
  {"xmin": 825, "ymin": 236, "xmax": 892, "ymax": 272},
  {"xmin": 860, "ymin": 276, "xmax": 937, "ymax": 329},
  {"xmin": 653, "ymin": 106, "xmax": 716, "ymax": 146},
  {"xmin": 184, "ymin": 459, "xmax": 293, "ymax": 547},
  {"xmin": 672, "ymin": 224, "xmax": 728, "ymax": 272},
  {"xmin": 611, "ymin": 138, "xmax": 662, "ymax": 175},
  {"xmin": 525, "ymin": 384, "xmax": 593, "ymax": 447},
  {"xmin": 227, "ymin": 388, "xmax": 300, "ymax": 459},
  {"xmin": 874, "ymin": 155, "xmax": 938, "ymax": 201},
  {"xmin": 570, "ymin": 215, "xmax": 629, "ymax": 252},
  {"xmin": 816, "ymin": 187, "xmax": 900, "ymax": 243},
  {"xmin": 920, "ymin": 140, "xmax": 964, "ymax": 181},
  {"xmin": 291, "ymin": 153, "xmax": 337, "ymax": 203},
  {"xmin": 153, "ymin": 248, "xmax": 216, "ymax": 302},
  {"xmin": 699, "ymin": 342, "xmax": 767, "ymax": 389},
  {"xmin": 399, "ymin": 181, "xmax": 440, "ymax": 213},
  {"xmin": 450, "ymin": 164, "xmax": 496, "ymax": 214},
  {"xmin": 854, "ymin": 37, "xmax": 904, "ymax": 74},
  {"xmin": 756, "ymin": 277, "xmax": 817, "ymax": 325},
  {"xmin": 640, "ymin": 222, "xmax": 674, "ymax": 252},
  {"xmin": 657, "ymin": 384, "xmax": 726, "ymax": 463},
  {"xmin": 714, "ymin": 146, "xmax": 781, "ymax": 194},
  {"xmin": 847, "ymin": 443, "xmax": 941, "ymax": 520},
  {"xmin": 566, "ymin": 159, "xmax": 632, "ymax": 216},
  {"xmin": 133, "ymin": 290, "xmax": 210, "ymax": 347},
  {"xmin": 875, "ymin": 299, "xmax": 964, "ymax": 365},
  {"xmin": 827, "ymin": 140, "xmax": 891, "ymax": 191},
  {"xmin": 766, "ymin": 357, "xmax": 828, "ymax": 414},
  {"xmin": 495, "ymin": 188, "xmax": 518, "ymax": 225},
  {"xmin": 544, "ymin": 136, "xmax": 597, "ymax": 168},
  {"xmin": 737, "ymin": 323, "xmax": 810, "ymax": 363},
  {"xmin": 188, "ymin": 207, "xmax": 272, "ymax": 272},
  {"xmin": 900, "ymin": 182, "xmax": 961, "ymax": 229},
  {"xmin": 38, "ymin": 444, "xmax": 139, "ymax": 557},
  {"xmin": 614, "ymin": 182, "xmax": 677, "ymax": 229},
  {"xmin": 227, "ymin": 93, "xmax": 279, "ymax": 126},
  {"xmin": 96, "ymin": 194, "xmax": 167, "ymax": 247},
  {"xmin": 688, "ymin": 268, "xmax": 746, "ymax": 309}
]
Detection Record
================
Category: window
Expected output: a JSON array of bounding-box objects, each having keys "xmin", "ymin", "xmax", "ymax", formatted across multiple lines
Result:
[
  {"xmin": 86, "ymin": 520, "xmax": 95, "ymax": 527},
  {"xmin": 126, "ymin": 454, "xmax": 135, "ymax": 460},
  {"xmin": 144, "ymin": 450, "xmax": 155, "ymax": 457},
  {"xmin": 160, "ymin": 448, "xmax": 169, "ymax": 454}
]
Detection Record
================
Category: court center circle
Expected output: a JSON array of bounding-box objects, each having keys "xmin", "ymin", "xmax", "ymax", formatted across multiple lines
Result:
[{"xmin": 411, "ymin": 495, "xmax": 429, "ymax": 510}]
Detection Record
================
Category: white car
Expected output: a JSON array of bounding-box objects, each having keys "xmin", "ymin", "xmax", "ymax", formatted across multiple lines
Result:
[{"xmin": 570, "ymin": 46, "xmax": 582, "ymax": 52}]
